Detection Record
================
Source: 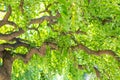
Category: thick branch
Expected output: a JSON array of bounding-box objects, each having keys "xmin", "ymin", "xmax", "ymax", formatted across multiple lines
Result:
[
  {"xmin": 71, "ymin": 36, "xmax": 120, "ymax": 62},
  {"xmin": 0, "ymin": 41, "xmax": 29, "ymax": 51},
  {"xmin": 29, "ymin": 16, "xmax": 57, "ymax": 24},
  {"xmin": 72, "ymin": 43, "xmax": 120, "ymax": 62},
  {"xmin": 0, "ymin": 20, "xmax": 7, "ymax": 27},
  {"xmin": 6, "ymin": 21, "xmax": 18, "ymax": 28},
  {"xmin": 3, "ymin": 5, "xmax": 12, "ymax": 21},
  {"xmin": 29, "ymin": 10, "xmax": 60, "ymax": 25},
  {"xmin": 0, "ymin": 28, "xmax": 24, "ymax": 41},
  {"xmin": 13, "ymin": 43, "xmax": 46, "ymax": 63},
  {"xmin": 0, "ymin": 5, "xmax": 18, "ymax": 28},
  {"xmin": 13, "ymin": 42, "xmax": 58, "ymax": 63},
  {"xmin": 0, "ymin": 21, "xmax": 18, "ymax": 28},
  {"xmin": 0, "ymin": 20, "xmax": 18, "ymax": 28},
  {"xmin": 0, "ymin": 51, "xmax": 3, "ymax": 58},
  {"xmin": 0, "ymin": 50, "xmax": 13, "ymax": 80}
]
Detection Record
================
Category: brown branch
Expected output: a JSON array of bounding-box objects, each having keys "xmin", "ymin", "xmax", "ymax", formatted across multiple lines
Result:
[
  {"xmin": 40, "ymin": 2, "xmax": 58, "ymax": 16},
  {"xmin": 19, "ymin": 0, "xmax": 24, "ymax": 14},
  {"xmin": 0, "ymin": 20, "xmax": 7, "ymax": 27},
  {"xmin": 0, "ymin": 5, "xmax": 18, "ymax": 28},
  {"xmin": 78, "ymin": 65, "xmax": 86, "ymax": 70},
  {"xmin": 12, "ymin": 42, "xmax": 58, "ymax": 63},
  {"xmin": 40, "ymin": 3, "xmax": 52, "ymax": 15},
  {"xmin": 1, "ymin": 50, "xmax": 13, "ymax": 77},
  {"xmin": 0, "ymin": 21, "xmax": 18, "ymax": 28},
  {"xmin": 24, "ymin": 42, "xmax": 58, "ymax": 62},
  {"xmin": 6, "ymin": 21, "xmax": 18, "ymax": 28},
  {"xmin": 0, "ymin": 41, "xmax": 29, "ymax": 51},
  {"xmin": 0, "ymin": 51, "xmax": 3, "ymax": 58},
  {"xmin": 72, "ymin": 43, "xmax": 120, "ymax": 62},
  {"xmin": 0, "ymin": 28, "xmax": 24, "ymax": 41},
  {"xmin": 29, "ymin": 16, "xmax": 57, "ymax": 24},
  {"xmin": 3, "ymin": 5, "xmax": 12, "ymax": 21},
  {"xmin": 12, "ymin": 43, "xmax": 46, "ymax": 63},
  {"xmin": 45, "ymin": 42, "xmax": 58, "ymax": 49},
  {"xmin": 29, "ymin": 10, "xmax": 60, "ymax": 25},
  {"xmin": 71, "ymin": 36, "xmax": 120, "ymax": 62},
  {"xmin": 10, "ymin": 38, "xmax": 29, "ymax": 43},
  {"xmin": 94, "ymin": 66, "xmax": 100, "ymax": 79}
]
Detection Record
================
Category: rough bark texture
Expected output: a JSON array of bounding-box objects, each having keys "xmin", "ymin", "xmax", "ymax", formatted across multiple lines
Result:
[{"xmin": 0, "ymin": 51, "xmax": 13, "ymax": 80}]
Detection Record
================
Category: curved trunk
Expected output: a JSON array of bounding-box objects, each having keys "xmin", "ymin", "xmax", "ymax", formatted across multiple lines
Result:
[
  {"xmin": 0, "ymin": 67, "xmax": 11, "ymax": 80},
  {"xmin": 0, "ymin": 51, "xmax": 13, "ymax": 80}
]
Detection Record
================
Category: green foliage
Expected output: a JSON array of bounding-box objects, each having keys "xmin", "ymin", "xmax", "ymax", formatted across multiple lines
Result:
[{"xmin": 0, "ymin": 0, "xmax": 120, "ymax": 80}]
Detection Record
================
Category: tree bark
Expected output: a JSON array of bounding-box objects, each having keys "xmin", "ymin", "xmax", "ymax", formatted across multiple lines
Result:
[{"xmin": 0, "ymin": 51, "xmax": 13, "ymax": 80}]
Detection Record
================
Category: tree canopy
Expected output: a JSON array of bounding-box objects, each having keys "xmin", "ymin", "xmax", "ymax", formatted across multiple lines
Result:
[{"xmin": 0, "ymin": 0, "xmax": 120, "ymax": 80}]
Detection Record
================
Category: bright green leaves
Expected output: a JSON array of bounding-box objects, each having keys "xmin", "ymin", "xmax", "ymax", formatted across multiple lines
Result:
[
  {"xmin": 0, "ymin": 58, "xmax": 2, "ymax": 66},
  {"xmin": 59, "ymin": 4, "xmax": 68, "ymax": 16},
  {"xmin": 13, "ymin": 46, "xmax": 28, "ymax": 54},
  {"xmin": 0, "ymin": 25, "xmax": 14, "ymax": 34},
  {"xmin": 57, "ymin": 35, "xmax": 72, "ymax": 49},
  {"xmin": 1, "ymin": 0, "xmax": 118, "ymax": 80}
]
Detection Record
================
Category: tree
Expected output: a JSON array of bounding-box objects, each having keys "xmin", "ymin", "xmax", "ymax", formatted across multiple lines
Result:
[{"xmin": 0, "ymin": 0, "xmax": 120, "ymax": 80}]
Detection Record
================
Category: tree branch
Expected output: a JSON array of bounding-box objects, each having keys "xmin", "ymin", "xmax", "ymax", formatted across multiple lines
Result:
[
  {"xmin": 12, "ymin": 43, "xmax": 46, "ymax": 63},
  {"xmin": 3, "ymin": 5, "xmax": 12, "ymax": 21},
  {"xmin": 12, "ymin": 42, "xmax": 58, "ymax": 63},
  {"xmin": 78, "ymin": 64, "xmax": 86, "ymax": 70},
  {"xmin": 6, "ymin": 21, "xmax": 18, "ymax": 28},
  {"xmin": 19, "ymin": 0, "xmax": 24, "ymax": 14},
  {"xmin": 0, "ymin": 28, "xmax": 24, "ymax": 41},
  {"xmin": 29, "ymin": 16, "xmax": 57, "ymax": 24},
  {"xmin": 0, "ymin": 20, "xmax": 7, "ymax": 27},
  {"xmin": 72, "ymin": 43, "xmax": 120, "ymax": 62},
  {"xmin": 94, "ymin": 66, "xmax": 100, "ymax": 79},
  {"xmin": 29, "ymin": 11, "xmax": 60, "ymax": 25},
  {"xmin": 0, "ymin": 51, "xmax": 3, "ymax": 58},
  {"xmin": 0, "ymin": 40, "xmax": 29, "ymax": 51}
]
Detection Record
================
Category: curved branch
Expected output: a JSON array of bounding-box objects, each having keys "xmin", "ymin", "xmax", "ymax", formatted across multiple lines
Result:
[
  {"xmin": 3, "ymin": 5, "xmax": 12, "ymax": 21},
  {"xmin": 6, "ymin": 21, "xmax": 18, "ymax": 28},
  {"xmin": 13, "ymin": 43, "xmax": 46, "ymax": 63},
  {"xmin": 12, "ymin": 42, "xmax": 58, "ymax": 63},
  {"xmin": 0, "ymin": 41, "xmax": 29, "ymax": 51},
  {"xmin": 71, "ymin": 36, "xmax": 120, "ymax": 62},
  {"xmin": 0, "ymin": 20, "xmax": 18, "ymax": 28},
  {"xmin": 29, "ymin": 11, "xmax": 60, "ymax": 25},
  {"xmin": 72, "ymin": 43, "xmax": 120, "ymax": 62},
  {"xmin": 29, "ymin": 16, "xmax": 57, "ymax": 24},
  {"xmin": 0, "ymin": 20, "xmax": 7, "ymax": 27},
  {"xmin": 0, "ymin": 28, "xmax": 24, "ymax": 41}
]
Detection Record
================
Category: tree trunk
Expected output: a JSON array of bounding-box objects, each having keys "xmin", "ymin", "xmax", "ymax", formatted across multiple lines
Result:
[
  {"xmin": 0, "ymin": 51, "xmax": 13, "ymax": 80},
  {"xmin": 0, "ymin": 67, "xmax": 11, "ymax": 80}
]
